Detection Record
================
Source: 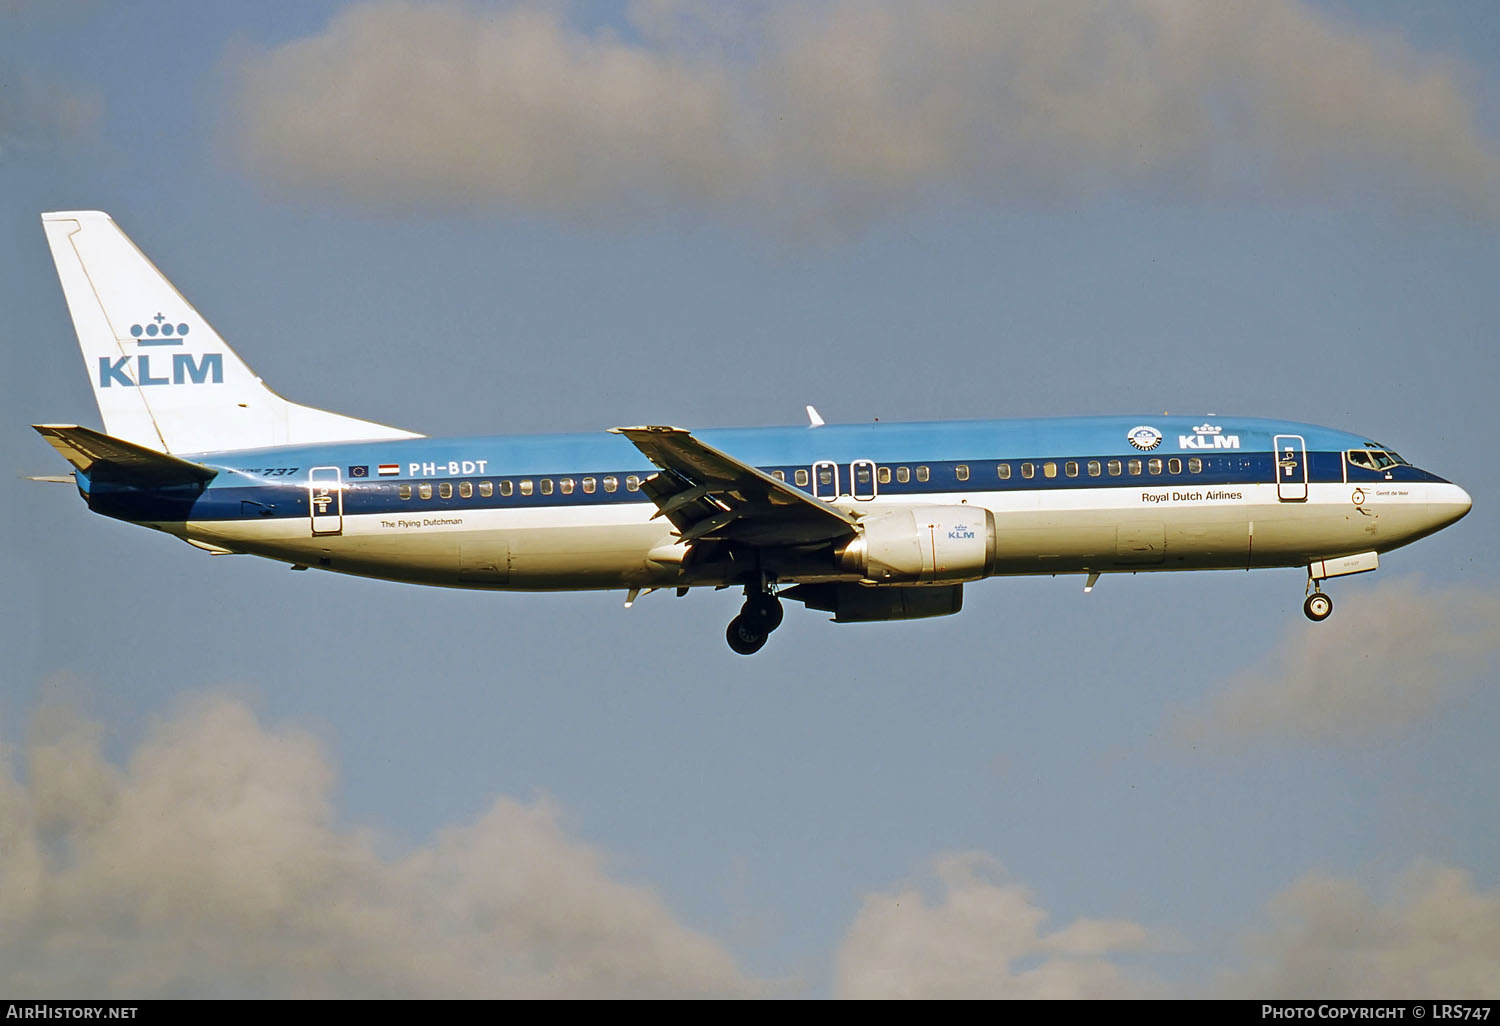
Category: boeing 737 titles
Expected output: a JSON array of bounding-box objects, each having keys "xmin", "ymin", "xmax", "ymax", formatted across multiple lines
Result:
[{"xmin": 33, "ymin": 212, "xmax": 1472, "ymax": 653}]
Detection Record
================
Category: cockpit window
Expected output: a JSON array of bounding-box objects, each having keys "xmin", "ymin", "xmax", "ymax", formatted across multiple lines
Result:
[{"xmin": 1349, "ymin": 448, "xmax": 1408, "ymax": 470}]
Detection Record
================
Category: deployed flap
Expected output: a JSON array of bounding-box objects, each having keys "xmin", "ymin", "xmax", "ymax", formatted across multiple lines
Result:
[
  {"xmin": 611, "ymin": 425, "xmax": 856, "ymax": 546},
  {"xmin": 34, "ymin": 424, "xmax": 217, "ymax": 486}
]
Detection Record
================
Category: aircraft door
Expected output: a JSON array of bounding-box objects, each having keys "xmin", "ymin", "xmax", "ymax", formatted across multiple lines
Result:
[
  {"xmin": 309, "ymin": 466, "xmax": 344, "ymax": 535},
  {"xmin": 850, "ymin": 459, "xmax": 878, "ymax": 501},
  {"xmin": 1273, "ymin": 434, "xmax": 1307, "ymax": 502},
  {"xmin": 812, "ymin": 460, "xmax": 840, "ymax": 501}
]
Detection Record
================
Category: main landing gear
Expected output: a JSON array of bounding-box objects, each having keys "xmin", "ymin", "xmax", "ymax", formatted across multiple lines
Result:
[{"xmin": 726, "ymin": 583, "xmax": 784, "ymax": 655}]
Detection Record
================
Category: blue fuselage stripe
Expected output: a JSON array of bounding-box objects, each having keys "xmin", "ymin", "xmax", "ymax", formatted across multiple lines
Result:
[{"xmin": 83, "ymin": 447, "xmax": 1445, "ymax": 524}]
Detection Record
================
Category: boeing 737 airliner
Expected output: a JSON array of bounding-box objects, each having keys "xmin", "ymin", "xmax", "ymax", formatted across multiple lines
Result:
[{"xmin": 34, "ymin": 211, "xmax": 1472, "ymax": 653}]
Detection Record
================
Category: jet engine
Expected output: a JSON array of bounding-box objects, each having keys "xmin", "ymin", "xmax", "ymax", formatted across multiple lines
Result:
[
  {"xmin": 781, "ymin": 582, "xmax": 964, "ymax": 622},
  {"xmin": 837, "ymin": 506, "xmax": 995, "ymax": 584}
]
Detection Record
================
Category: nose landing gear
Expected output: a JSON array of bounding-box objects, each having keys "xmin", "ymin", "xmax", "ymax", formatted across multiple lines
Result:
[
  {"xmin": 1303, "ymin": 590, "xmax": 1333, "ymax": 622},
  {"xmin": 726, "ymin": 583, "xmax": 784, "ymax": 655},
  {"xmin": 1301, "ymin": 553, "xmax": 1378, "ymax": 623}
]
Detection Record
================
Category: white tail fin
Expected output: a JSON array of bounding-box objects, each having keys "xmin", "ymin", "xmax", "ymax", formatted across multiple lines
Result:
[{"xmin": 41, "ymin": 211, "xmax": 421, "ymax": 455}]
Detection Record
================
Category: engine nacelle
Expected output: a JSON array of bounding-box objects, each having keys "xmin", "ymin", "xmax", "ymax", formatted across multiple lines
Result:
[
  {"xmin": 838, "ymin": 506, "xmax": 995, "ymax": 584},
  {"xmin": 782, "ymin": 583, "xmax": 964, "ymax": 622}
]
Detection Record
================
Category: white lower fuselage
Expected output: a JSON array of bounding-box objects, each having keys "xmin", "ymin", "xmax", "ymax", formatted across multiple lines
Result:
[{"xmin": 168, "ymin": 479, "xmax": 1469, "ymax": 591}]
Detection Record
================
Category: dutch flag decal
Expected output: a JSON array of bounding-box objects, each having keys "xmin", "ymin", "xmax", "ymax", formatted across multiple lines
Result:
[{"xmin": 378, "ymin": 464, "xmax": 400, "ymax": 477}]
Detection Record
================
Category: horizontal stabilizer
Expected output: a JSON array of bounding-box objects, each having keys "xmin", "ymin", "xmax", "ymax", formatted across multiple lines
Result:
[{"xmin": 34, "ymin": 424, "xmax": 217, "ymax": 486}]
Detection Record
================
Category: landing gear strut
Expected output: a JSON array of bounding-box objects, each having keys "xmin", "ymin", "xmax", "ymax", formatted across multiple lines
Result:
[
  {"xmin": 726, "ymin": 580, "xmax": 784, "ymax": 655},
  {"xmin": 1301, "ymin": 553, "xmax": 1379, "ymax": 623}
]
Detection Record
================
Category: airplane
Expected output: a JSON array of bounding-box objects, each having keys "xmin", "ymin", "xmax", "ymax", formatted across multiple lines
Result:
[{"xmin": 33, "ymin": 211, "xmax": 1472, "ymax": 654}]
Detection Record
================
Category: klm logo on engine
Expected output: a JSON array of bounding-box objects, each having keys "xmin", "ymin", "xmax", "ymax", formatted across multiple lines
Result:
[
  {"xmin": 1179, "ymin": 423, "xmax": 1240, "ymax": 449},
  {"xmin": 99, "ymin": 313, "xmax": 224, "ymax": 387},
  {"xmin": 947, "ymin": 523, "xmax": 976, "ymax": 540}
]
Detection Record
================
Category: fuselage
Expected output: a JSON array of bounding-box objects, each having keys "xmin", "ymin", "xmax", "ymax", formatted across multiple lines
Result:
[
  {"xmin": 36, "ymin": 212, "xmax": 1475, "ymax": 652},
  {"xmin": 73, "ymin": 414, "xmax": 1471, "ymax": 592}
]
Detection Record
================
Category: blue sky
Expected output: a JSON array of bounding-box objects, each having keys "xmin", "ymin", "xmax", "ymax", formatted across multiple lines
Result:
[{"xmin": 3, "ymin": 0, "xmax": 1498, "ymax": 998}]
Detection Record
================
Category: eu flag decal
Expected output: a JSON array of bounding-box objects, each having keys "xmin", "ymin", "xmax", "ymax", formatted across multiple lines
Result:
[{"xmin": 348, "ymin": 465, "xmax": 369, "ymax": 478}]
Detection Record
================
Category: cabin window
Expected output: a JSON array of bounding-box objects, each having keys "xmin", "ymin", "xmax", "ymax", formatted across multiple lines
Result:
[
  {"xmin": 995, "ymin": 463, "xmax": 1009, "ymax": 480},
  {"xmin": 582, "ymin": 477, "xmax": 595, "ymax": 494},
  {"xmin": 560, "ymin": 478, "xmax": 574, "ymax": 495},
  {"xmin": 419, "ymin": 483, "xmax": 432, "ymax": 499},
  {"xmin": 1020, "ymin": 462, "xmax": 1035, "ymax": 479},
  {"xmin": 773, "ymin": 470, "xmax": 786, "ymax": 482},
  {"xmin": 438, "ymin": 482, "xmax": 453, "ymax": 499},
  {"xmin": 1168, "ymin": 457, "xmax": 1182, "ymax": 475},
  {"xmin": 896, "ymin": 466, "xmax": 910, "ymax": 484},
  {"xmin": 1128, "ymin": 459, "xmax": 1142, "ymax": 476},
  {"xmin": 479, "ymin": 481, "xmax": 493, "ymax": 497},
  {"xmin": 1188, "ymin": 457, "xmax": 1202, "ymax": 474},
  {"xmin": 1064, "ymin": 461, "xmax": 1078, "ymax": 478},
  {"xmin": 1040, "ymin": 461, "xmax": 1055, "ymax": 479},
  {"xmin": 626, "ymin": 475, "xmax": 642, "ymax": 491},
  {"xmin": 794, "ymin": 468, "xmax": 809, "ymax": 487},
  {"xmin": 818, "ymin": 466, "xmax": 834, "ymax": 486},
  {"xmin": 459, "ymin": 481, "xmax": 473, "ymax": 498},
  {"xmin": 500, "ymin": 480, "xmax": 513, "ymax": 497},
  {"xmin": 1087, "ymin": 460, "xmax": 1101, "ymax": 477},
  {"xmin": 539, "ymin": 479, "xmax": 553, "ymax": 496},
  {"xmin": 399, "ymin": 484, "xmax": 412, "ymax": 500},
  {"xmin": 857, "ymin": 464, "xmax": 873, "ymax": 485},
  {"xmin": 1107, "ymin": 459, "xmax": 1122, "ymax": 476},
  {"xmin": 877, "ymin": 466, "xmax": 892, "ymax": 485},
  {"xmin": 603, "ymin": 476, "xmax": 618, "ymax": 493},
  {"xmin": 519, "ymin": 480, "xmax": 533, "ymax": 496},
  {"xmin": 955, "ymin": 464, "xmax": 969, "ymax": 482},
  {"xmin": 916, "ymin": 466, "xmax": 930, "ymax": 483},
  {"xmin": 1148, "ymin": 458, "xmax": 1162, "ymax": 475}
]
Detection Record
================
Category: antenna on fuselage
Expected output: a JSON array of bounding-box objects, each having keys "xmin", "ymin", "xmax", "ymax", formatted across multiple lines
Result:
[{"xmin": 806, "ymin": 405, "xmax": 825, "ymax": 428}]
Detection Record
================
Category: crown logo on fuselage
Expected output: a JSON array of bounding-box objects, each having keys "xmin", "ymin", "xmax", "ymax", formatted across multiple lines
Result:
[{"xmin": 1179, "ymin": 422, "xmax": 1241, "ymax": 449}]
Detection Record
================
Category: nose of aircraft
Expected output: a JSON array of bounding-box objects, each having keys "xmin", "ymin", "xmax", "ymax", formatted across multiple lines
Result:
[{"xmin": 1431, "ymin": 482, "xmax": 1473, "ymax": 530}]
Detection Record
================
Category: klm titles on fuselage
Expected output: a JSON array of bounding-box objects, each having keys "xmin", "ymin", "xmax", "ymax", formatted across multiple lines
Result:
[
  {"xmin": 99, "ymin": 316, "xmax": 223, "ymax": 387},
  {"xmin": 1179, "ymin": 424, "xmax": 1241, "ymax": 449}
]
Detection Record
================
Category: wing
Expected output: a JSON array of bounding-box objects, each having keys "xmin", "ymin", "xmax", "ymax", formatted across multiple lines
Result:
[{"xmin": 611, "ymin": 426, "xmax": 856, "ymax": 546}]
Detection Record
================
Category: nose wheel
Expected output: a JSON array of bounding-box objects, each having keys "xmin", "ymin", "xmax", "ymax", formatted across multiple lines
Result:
[
  {"xmin": 1303, "ymin": 591, "xmax": 1333, "ymax": 622},
  {"xmin": 726, "ymin": 584, "xmax": 784, "ymax": 655}
]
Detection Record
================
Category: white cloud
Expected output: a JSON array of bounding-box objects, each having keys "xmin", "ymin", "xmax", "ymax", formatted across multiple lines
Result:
[
  {"xmin": 0, "ymin": 68, "xmax": 100, "ymax": 158},
  {"xmin": 833, "ymin": 853, "xmax": 1159, "ymax": 998},
  {"xmin": 0, "ymin": 695, "xmax": 754, "ymax": 998},
  {"xmin": 233, "ymin": 2, "xmax": 747, "ymax": 214},
  {"xmin": 1216, "ymin": 864, "xmax": 1500, "ymax": 998},
  {"xmin": 230, "ymin": 0, "xmax": 1500, "ymax": 221},
  {"xmin": 833, "ymin": 852, "xmax": 1500, "ymax": 999},
  {"xmin": 1171, "ymin": 580, "xmax": 1500, "ymax": 747},
  {"xmin": 12, "ymin": 692, "xmax": 1496, "ymax": 998}
]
